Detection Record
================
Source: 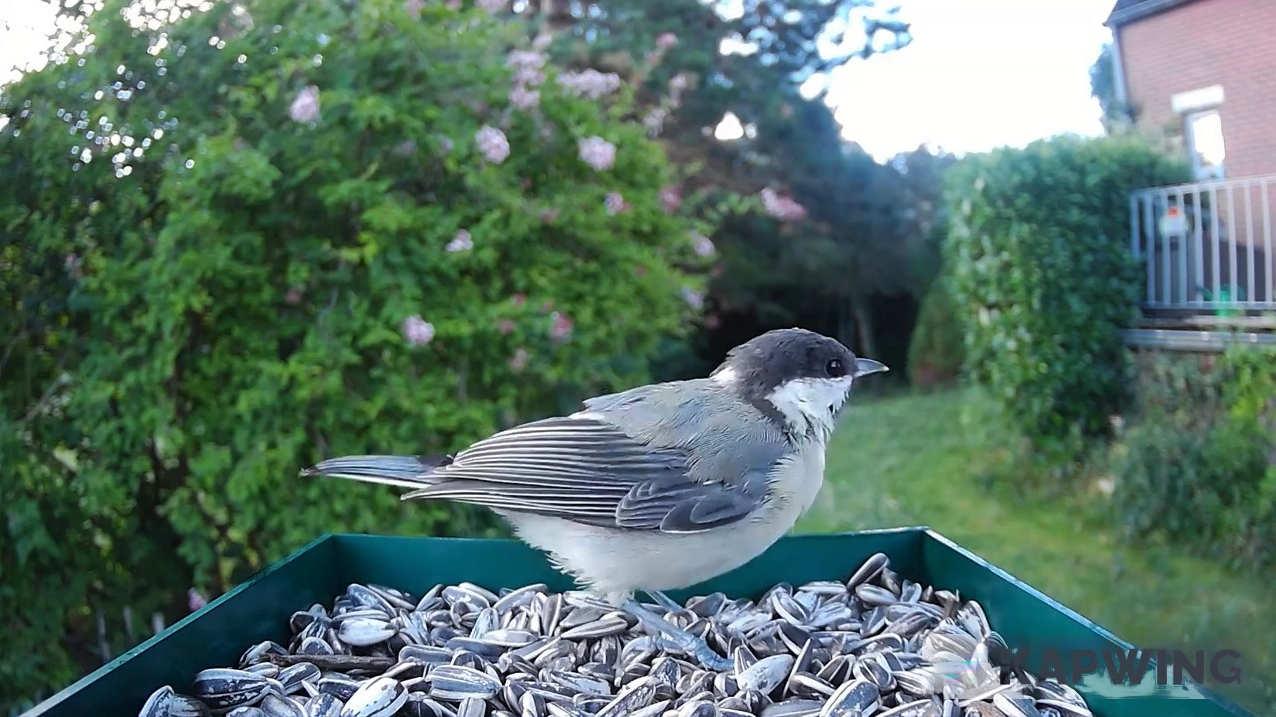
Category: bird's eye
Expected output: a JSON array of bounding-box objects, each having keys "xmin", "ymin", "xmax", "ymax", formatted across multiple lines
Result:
[{"xmin": 826, "ymin": 358, "xmax": 845, "ymax": 377}]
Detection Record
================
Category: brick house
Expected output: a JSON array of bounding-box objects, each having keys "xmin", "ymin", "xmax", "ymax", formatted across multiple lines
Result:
[
  {"xmin": 1106, "ymin": 0, "xmax": 1276, "ymax": 331},
  {"xmin": 1106, "ymin": 0, "xmax": 1276, "ymax": 181}
]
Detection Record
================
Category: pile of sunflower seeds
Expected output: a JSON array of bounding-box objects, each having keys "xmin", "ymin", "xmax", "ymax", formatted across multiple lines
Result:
[{"xmin": 137, "ymin": 552, "xmax": 1095, "ymax": 717}]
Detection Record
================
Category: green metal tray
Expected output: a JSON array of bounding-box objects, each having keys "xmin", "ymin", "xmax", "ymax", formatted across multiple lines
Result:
[{"xmin": 23, "ymin": 526, "xmax": 1256, "ymax": 717}]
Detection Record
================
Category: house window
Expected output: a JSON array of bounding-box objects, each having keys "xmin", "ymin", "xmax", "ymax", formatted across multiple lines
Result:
[{"xmin": 1185, "ymin": 109, "xmax": 1225, "ymax": 180}]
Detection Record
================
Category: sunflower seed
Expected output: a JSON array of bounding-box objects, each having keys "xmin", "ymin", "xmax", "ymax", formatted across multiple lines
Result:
[
  {"xmin": 190, "ymin": 668, "xmax": 271, "ymax": 711},
  {"xmin": 342, "ymin": 676, "xmax": 407, "ymax": 717},
  {"xmin": 338, "ymin": 617, "xmax": 397, "ymax": 647},
  {"xmin": 428, "ymin": 665, "xmax": 502, "ymax": 700},
  {"xmin": 306, "ymin": 693, "xmax": 343, "ymax": 717},
  {"xmin": 259, "ymin": 694, "xmax": 307, "ymax": 717}
]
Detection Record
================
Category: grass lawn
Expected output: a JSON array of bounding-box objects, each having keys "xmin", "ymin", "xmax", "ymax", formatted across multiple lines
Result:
[{"xmin": 798, "ymin": 387, "xmax": 1274, "ymax": 716}]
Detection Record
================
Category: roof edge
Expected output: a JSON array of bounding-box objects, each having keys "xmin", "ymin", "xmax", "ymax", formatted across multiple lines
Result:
[{"xmin": 1105, "ymin": 0, "xmax": 1201, "ymax": 27}]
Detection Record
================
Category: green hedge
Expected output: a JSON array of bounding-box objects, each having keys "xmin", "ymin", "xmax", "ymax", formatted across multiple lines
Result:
[
  {"xmin": 0, "ymin": 0, "xmax": 719, "ymax": 709},
  {"xmin": 943, "ymin": 134, "xmax": 1191, "ymax": 448},
  {"xmin": 1108, "ymin": 347, "xmax": 1276, "ymax": 569}
]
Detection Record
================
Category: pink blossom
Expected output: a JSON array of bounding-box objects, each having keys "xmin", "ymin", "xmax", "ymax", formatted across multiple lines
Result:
[
  {"xmin": 541, "ymin": 301, "xmax": 554, "ymax": 312},
  {"xmin": 476, "ymin": 126, "xmax": 509, "ymax": 164},
  {"xmin": 506, "ymin": 50, "xmax": 545, "ymax": 69},
  {"xmin": 578, "ymin": 136, "xmax": 616, "ymax": 171},
  {"xmin": 509, "ymin": 347, "xmax": 529, "ymax": 372},
  {"xmin": 514, "ymin": 66, "xmax": 546, "ymax": 86},
  {"xmin": 285, "ymin": 286, "xmax": 303, "ymax": 304},
  {"xmin": 705, "ymin": 313, "xmax": 720, "ymax": 329},
  {"xmin": 556, "ymin": 69, "xmax": 622, "ymax": 99},
  {"xmin": 507, "ymin": 50, "xmax": 547, "ymax": 83},
  {"xmin": 476, "ymin": 0, "xmax": 505, "ymax": 12},
  {"xmin": 188, "ymin": 588, "xmax": 207, "ymax": 613},
  {"xmin": 691, "ymin": 231, "xmax": 715, "ymax": 256},
  {"xmin": 681, "ymin": 286, "xmax": 704, "ymax": 309},
  {"xmin": 446, "ymin": 229, "xmax": 473, "ymax": 252},
  {"xmin": 497, "ymin": 319, "xmax": 515, "ymax": 334},
  {"xmin": 288, "ymin": 85, "xmax": 321, "ymax": 123},
  {"xmin": 508, "ymin": 49, "xmax": 547, "ymax": 87},
  {"xmin": 392, "ymin": 140, "xmax": 417, "ymax": 156},
  {"xmin": 643, "ymin": 108, "xmax": 667, "ymax": 136},
  {"xmin": 402, "ymin": 315, "xmax": 435, "ymax": 346},
  {"xmin": 660, "ymin": 186, "xmax": 680, "ymax": 212},
  {"xmin": 549, "ymin": 312, "xmax": 572, "ymax": 341},
  {"xmin": 512, "ymin": 293, "xmax": 526, "ymax": 307},
  {"xmin": 656, "ymin": 33, "xmax": 677, "ymax": 50},
  {"xmin": 669, "ymin": 73, "xmax": 689, "ymax": 91},
  {"xmin": 634, "ymin": 266, "xmax": 647, "ymax": 277},
  {"xmin": 532, "ymin": 33, "xmax": 552, "ymax": 51},
  {"xmin": 446, "ymin": 0, "xmax": 460, "ymax": 7},
  {"xmin": 759, "ymin": 187, "xmax": 807, "ymax": 221},
  {"xmin": 605, "ymin": 192, "xmax": 626, "ymax": 215},
  {"xmin": 438, "ymin": 137, "xmax": 454, "ymax": 154},
  {"xmin": 541, "ymin": 208, "xmax": 560, "ymax": 223},
  {"xmin": 509, "ymin": 85, "xmax": 540, "ymax": 110},
  {"xmin": 405, "ymin": 0, "xmax": 424, "ymax": 18}
]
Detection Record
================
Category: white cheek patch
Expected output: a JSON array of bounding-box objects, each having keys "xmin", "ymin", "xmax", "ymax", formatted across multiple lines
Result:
[{"xmin": 765, "ymin": 376, "xmax": 853, "ymax": 440}]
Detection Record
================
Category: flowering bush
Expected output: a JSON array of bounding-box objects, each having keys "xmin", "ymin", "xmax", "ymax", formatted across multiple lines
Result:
[{"xmin": 0, "ymin": 0, "xmax": 723, "ymax": 707}]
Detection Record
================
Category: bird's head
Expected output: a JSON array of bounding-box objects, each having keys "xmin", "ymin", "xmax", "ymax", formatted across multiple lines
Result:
[{"xmin": 710, "ymin": 327, "xmax": 888, "ymax": 441}]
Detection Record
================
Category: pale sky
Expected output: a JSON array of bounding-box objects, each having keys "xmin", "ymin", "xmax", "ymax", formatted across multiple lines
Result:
[
  {"xmin": 0, "ymin": 0, "xmax": 1117, "ymax": 161},
  {"xmin": 824, "ymin": 0, "xmax": 1116, "ymax": 160}
]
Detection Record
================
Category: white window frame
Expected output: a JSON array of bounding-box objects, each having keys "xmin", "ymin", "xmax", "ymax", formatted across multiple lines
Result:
[
  {"xmin": 1171, "ymin": 85, "xmax": 1226, "ymax": 182},
  {"xmin": 1183, "ymin": 107, "xmax": 1225, "ymax": 181}
]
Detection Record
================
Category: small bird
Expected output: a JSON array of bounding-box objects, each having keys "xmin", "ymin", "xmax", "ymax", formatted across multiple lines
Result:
[{"xmin": 302, "ymin": 327, "xmax": 887, "ymax": 670}]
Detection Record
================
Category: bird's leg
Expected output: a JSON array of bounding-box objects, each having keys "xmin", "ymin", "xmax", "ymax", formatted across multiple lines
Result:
[
  {"xmin": 619, "ymin": 597, "xmax": 731, "ymax": 671},
  {"xmin": 644, "ymin": 590, "xmax": 685, "ymax": 614}
]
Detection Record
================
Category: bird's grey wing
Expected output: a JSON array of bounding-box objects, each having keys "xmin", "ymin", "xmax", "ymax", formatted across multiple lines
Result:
[{"xmin": 402, "ymin": 407, "xmax": 783, "ymax": 533}]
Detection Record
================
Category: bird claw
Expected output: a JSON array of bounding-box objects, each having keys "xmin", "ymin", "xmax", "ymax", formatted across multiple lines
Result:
[
  {"xmin": 622, "ymin": 598, "xmax": 731, "ymax": 671},
  {"xmin": 650, "ymin": 633, "xmax": 731, "ymax": 670}
]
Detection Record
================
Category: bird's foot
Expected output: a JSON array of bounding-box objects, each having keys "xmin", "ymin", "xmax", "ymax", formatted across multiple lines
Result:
[
  {"xmin": 652, "ymin": 632, "xmax": 733, "ymax": 671},
  {"xmin": 621, "ymin": 598, "xmax": 731, "ymax": 671},
  {"xmin": 644, "ymin": 589, "xmax": 685, "ymax": 614}
]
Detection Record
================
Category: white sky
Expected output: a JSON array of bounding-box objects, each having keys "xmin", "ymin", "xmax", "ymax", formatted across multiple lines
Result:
[
  {"xmin": 0, "ymin": 0, "xmax": 60, "ymax": 86},
  {"xmin": 0, "ymin": 0, "xmax": 1117, "ymax": 161},
  {"xmin": 824, "ymin": 0, "xmax": 1116, "ymax": 160}
]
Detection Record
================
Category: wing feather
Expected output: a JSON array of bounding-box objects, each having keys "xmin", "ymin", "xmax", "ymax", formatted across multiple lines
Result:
[{"xmin": 401, "ymin": 415, "xmax": 765, "ymax": 532}]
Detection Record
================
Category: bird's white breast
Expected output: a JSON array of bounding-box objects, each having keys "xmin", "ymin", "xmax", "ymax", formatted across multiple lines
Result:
[{"xmin": 501, "ymin": 438, "xmax": 829, "ymax": 603}]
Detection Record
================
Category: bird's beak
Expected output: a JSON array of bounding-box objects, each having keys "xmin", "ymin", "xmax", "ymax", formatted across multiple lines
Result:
[{"xmin": 854, "ymin": 358, "xmax": 889, "ymax": 377}]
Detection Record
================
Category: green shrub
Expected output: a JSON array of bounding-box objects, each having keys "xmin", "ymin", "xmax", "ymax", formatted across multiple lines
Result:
[
  {"xmin": 1221, "ymin": 344, "xmax": 1276, "ymax": 432},
  {"xmin": 906, "ymin": 275, "xmax": 965, "ymax": 388},
  {"xmin": 0, "ymin": 0, "xmax": 721, "ymax": 707},
  {"xmin": 943, "ymin": 134, "xmax": 1191, "ymax": 448},
  {"xmin": 1107, "ymin": 347, "xmax": 1276, "ymax": 569}
]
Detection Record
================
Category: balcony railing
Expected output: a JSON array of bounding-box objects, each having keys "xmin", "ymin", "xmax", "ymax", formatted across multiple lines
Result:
[{"xmin": 1130, "ymin": 174, "xmax": 1276, "ymax": 312}]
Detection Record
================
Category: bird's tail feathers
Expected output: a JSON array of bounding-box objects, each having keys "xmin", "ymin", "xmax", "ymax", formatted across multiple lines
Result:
[{"xmin": 300, "ymin": 454, "xmax": 451, "ymax": 491}]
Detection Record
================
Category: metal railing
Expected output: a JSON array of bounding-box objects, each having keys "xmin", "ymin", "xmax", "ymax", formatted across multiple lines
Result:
[{"xmin": 1130, "ymin": 174, "xmax": 1276, "ymax": 311}]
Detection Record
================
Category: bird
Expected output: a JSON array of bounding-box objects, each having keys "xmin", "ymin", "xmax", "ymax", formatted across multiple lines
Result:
[{"xmin": 301, "ymin": 327, "xmax": 888, "ymax": 670}]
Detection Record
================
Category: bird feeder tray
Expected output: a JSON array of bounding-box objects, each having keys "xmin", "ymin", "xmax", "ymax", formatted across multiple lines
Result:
[{"xmin": 23, "ymin": 527, "xmax": 1255, "ymax": 717}]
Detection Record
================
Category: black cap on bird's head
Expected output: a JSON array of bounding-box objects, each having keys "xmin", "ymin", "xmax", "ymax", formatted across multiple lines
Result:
[
  {"xmin": 711, "ymin": 327, "xmax": 888, "ymax": 389},
  {"xmin": 710, "ymin": 328, "xmax": 888, "ymax": 435}
]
